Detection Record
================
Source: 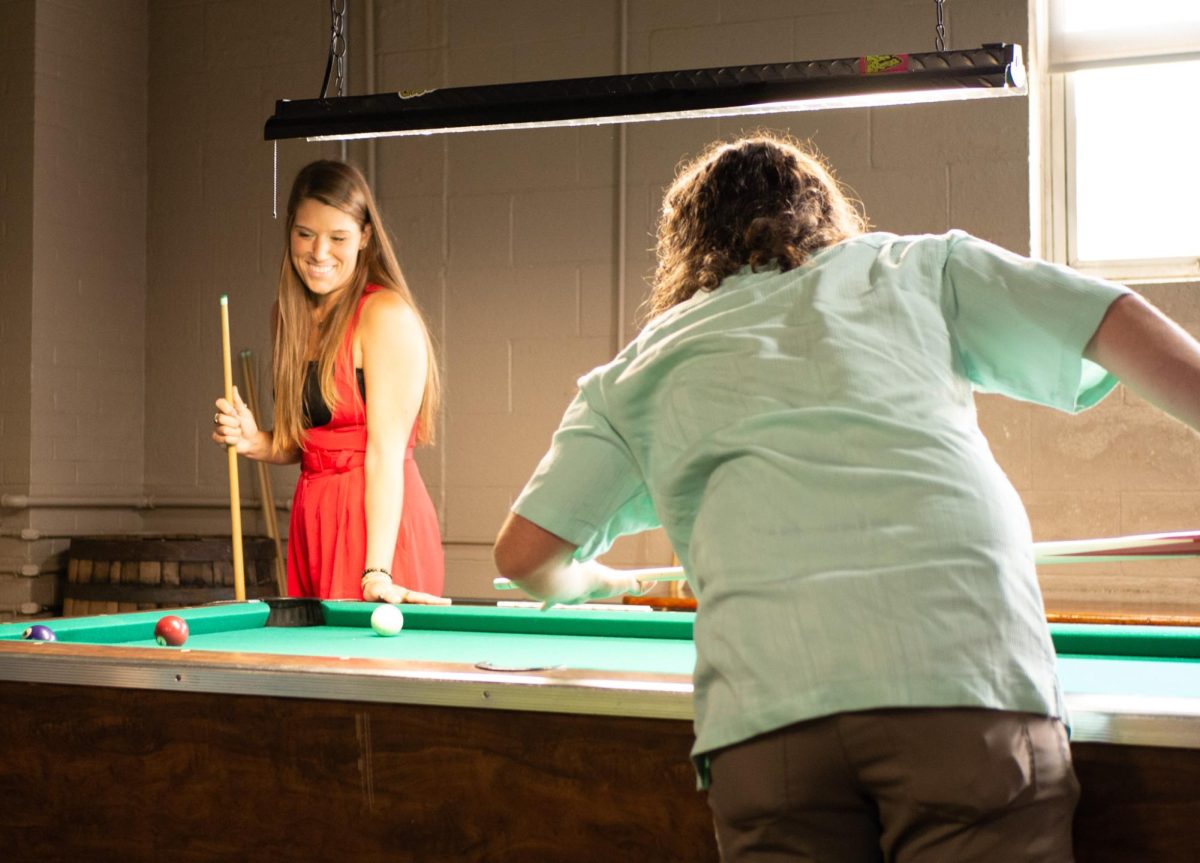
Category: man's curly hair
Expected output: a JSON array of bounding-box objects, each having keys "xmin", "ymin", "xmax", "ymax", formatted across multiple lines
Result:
[{"xmin": 644, "ymin": 132, "xmax": 866, "ymax": 320}]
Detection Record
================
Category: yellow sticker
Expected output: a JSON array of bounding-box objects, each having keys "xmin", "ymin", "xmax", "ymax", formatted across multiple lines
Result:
[{"xmin": 859, "ymin": 54, "xmax": 910, "ymax": 75}]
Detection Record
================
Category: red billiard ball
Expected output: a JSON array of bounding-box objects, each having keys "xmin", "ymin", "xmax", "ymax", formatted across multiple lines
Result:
[
  {"xmin": 22, "ymin": 624, "xmax": 55, "ymax": 641},
  {"xmin": 154, "ymin": 615, "xmax": 189, "ymax": 647}
]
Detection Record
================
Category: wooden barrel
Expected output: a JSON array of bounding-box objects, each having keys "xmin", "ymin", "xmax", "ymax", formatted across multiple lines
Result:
[{"xmin": 63, "ymin": 535, "xmax": 278, "ymax": 616}]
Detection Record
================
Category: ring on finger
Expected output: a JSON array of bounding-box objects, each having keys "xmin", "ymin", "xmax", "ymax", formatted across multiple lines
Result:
[{"xmin": 213, "ymin": 412, "xmax": 221, "ymax": 424}]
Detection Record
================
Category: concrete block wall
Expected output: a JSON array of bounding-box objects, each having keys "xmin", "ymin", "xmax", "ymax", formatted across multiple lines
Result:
[
  {"xmin": 0, "ymin": 0, "xmax": 36, "ymax": 496},
  {"xmin": 2, "ymin": 0, "xmax": 1197, "ymax": 617},
  {"xmin": 1006, "ymin": 280, "xmax": 1200, "ymax": 615},
  {"xmin": 29, "ymin": 0, "xmax": 147, "ymax": 505},
  {"xmin": 380, "ymin": 0, "xmax": 1046, "ymax": 596},
  {"xmin": 142, "ymin": 0, "xmax": 330, "ymax": 539},
  {"xmin": 0, "ymin": 0, "xmax": 39, "ymax": 613},
  {"xmin": 1, "ymin": 0, "xmax": 149, "ymax": 617}
]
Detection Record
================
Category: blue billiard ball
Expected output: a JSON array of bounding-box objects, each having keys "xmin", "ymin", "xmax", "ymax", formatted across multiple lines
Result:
[{"xmin": 22, "ymin": 624, "xmax": 56, "ymax": 641}]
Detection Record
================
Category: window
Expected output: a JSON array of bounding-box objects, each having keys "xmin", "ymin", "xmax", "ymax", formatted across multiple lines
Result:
[{"xmin": 1042, "ymin": 0, "xmax": 1200, "ymax": 280}]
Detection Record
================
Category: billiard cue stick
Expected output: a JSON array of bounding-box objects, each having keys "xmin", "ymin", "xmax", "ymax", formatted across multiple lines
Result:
[
  {"xmin": 492, "ymin": 566, "xmax": 686, "ymax": 592},
  {"xmin": 220, "ymin": 295, "xmax": 246, "ymax": 601},
  {"xmin": 1032, "ymin": 529, "xmax": 1200, "ymax": 563},
  {"xmin": 240, "ymin": 349, "xmax": 287, "ymax": 595},
  {"xmin": 669, "ymin": 553, "xmax": 684, "ymax": 599},
  {"xmin": 491, "ymin": 529, "xmax": 1200, "ymax": 592}
]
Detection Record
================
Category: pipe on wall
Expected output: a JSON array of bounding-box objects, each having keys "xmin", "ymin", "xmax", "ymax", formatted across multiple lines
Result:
[
  {"xmin": 0, "ymin": 602, "xmax": 46, "ymax": 618},
  {"xmin": 0, "ymin": 495, "xmax": 289, "ymax": 511},
  {"xmin": 0, "ymin": 528, "xmax": 52, "ymax": 541}
]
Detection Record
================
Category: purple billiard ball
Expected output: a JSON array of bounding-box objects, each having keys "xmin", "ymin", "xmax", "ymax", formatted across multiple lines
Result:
[{"xmin": 22, "ymin": 624, "xmax": 56, "ymax": 641}]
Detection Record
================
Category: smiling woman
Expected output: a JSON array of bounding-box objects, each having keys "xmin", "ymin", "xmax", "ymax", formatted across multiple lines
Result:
[
  {"xmin": 290, "ymin": 198, "xmax": 371, "ymax": 304},
  {"xmin": 211, "ymin": 159, "xmax": 447, "ymax": 608}
]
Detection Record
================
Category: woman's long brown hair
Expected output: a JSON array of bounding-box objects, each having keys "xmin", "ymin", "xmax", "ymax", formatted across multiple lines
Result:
[
  {"xmin": 644, "ymin": 132, "xmax": 866, "ymax": 321},
  {"xmin": 271, "ymin": 159, "xmax": 440, "ymax": 455}
]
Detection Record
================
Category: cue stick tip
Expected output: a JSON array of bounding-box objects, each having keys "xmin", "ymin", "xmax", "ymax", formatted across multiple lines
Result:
[{"xmin": 220, "ymin": 294, "xmax": 228, "ymax": 306}]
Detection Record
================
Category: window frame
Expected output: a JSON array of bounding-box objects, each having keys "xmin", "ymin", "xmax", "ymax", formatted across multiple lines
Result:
[{"xmin": 1040, "ymin": 50, "xmax": 1200, "ymax": 282}]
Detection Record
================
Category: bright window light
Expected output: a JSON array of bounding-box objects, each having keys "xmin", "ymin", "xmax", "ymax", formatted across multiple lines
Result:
[
  {"xmin": 1057, "ymin": 0, "xmax": 1200, "ymax": 34},
  {"xmin": 1071, "ymin": 59, "xmax": 1200, "ymax": 263}
]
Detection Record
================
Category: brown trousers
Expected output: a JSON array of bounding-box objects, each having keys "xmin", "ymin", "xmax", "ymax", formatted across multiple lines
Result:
[{"xmin": 707, "ymin": 708, "xmax": 1079, "ymax": 863}]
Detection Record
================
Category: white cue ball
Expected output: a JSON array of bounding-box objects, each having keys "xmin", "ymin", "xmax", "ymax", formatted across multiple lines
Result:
[{"xmin": 370, "ymin": 603, "xmax": 405, "ymax": 637}]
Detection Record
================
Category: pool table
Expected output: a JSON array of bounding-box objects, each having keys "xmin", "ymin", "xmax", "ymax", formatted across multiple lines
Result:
[{"xmin": 0, "ymin": 599, "xmax": 1199, "ymax": 862}]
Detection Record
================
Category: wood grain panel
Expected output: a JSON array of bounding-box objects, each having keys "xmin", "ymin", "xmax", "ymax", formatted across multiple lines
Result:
[
  {"xmin": 3, "ymin": 681, "xmax": 1199, "ymax": 862},
  {"xmin": 0, "ymin": 681, "xmax": 718, "ymax": 862}
]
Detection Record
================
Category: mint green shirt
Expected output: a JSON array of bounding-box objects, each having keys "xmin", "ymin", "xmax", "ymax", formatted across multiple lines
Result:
[{"xmin": 512, "ymin": 231, "xmax": 1129, "ymax": 763}]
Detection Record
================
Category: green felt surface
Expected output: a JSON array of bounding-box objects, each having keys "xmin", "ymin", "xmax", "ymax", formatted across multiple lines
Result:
[
  {"xmin": 5, "ymin": 603, "xmax": 1200, "ymax": 696},
  {"xmin": 1048, "ymin": 622, "xmax": 1200, "ymax": 659},
  {"xmin": 0, "ymin": 602, "xmax": 697, "ymax": 675}
]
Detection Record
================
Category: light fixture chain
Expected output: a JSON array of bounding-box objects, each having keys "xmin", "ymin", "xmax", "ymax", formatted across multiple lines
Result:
[
  {"xmin": 321, "ymin": 0, "xmax": 349, "ymax": 98},
  {"xmin": 332, "ymin": 0, "xmax": 347, "ymax": 98},
  {"xmin": 934, "ymin": 0, "xmax": 946, "ymax": 52}
]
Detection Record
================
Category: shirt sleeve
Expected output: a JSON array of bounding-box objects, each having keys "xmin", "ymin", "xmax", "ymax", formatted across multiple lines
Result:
[
  {"xmin": 511, "ymin": 388, "xmax": 661, "ymax": 562},
  {"xmin": 942, "ymin": 230, "xmax": 1131, "ymax": 412}
]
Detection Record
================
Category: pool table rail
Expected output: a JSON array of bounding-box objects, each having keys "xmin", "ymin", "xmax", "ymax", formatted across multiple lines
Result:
[
  {"xmin": 5, "ymin": 603, "xmax": 1200, "ymax": 862},
  {"xmin": 0, "ymin": 638, "xmax": 696, "ymax": 721},
  {"xmin": 5, "ymin": 602, "xmax": 1200, "ymax": 750}
]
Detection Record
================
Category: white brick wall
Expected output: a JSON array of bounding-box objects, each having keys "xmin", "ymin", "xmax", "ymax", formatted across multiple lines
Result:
[
  {"xmin": 143, "ymin": 0, "xmax": 331, "ymax": 528},
  {"xmin": 0, "ymin": 0, "xmax": 150, "ymax": 619},
  {"xmin": 0, "ymin": 0, "xmax": 39, "ymax": 618},
  {"xmin": 0, "ymin": 0, "xmax": 36, "ymax": 498},
  {"xmin": 29, "ymin": 0, "xmax": 147, "ymax": 500}
]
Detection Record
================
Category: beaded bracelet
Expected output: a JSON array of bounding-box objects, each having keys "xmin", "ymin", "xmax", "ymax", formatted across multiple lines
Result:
[{"xmin": 361, "ymin": 567, "xmax": 392, "ymax": 589}]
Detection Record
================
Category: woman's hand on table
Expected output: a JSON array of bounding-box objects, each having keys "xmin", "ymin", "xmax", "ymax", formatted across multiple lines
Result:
[{"xmin": 363, "ymin": 578, "xmax": 451, "ymax": 606}]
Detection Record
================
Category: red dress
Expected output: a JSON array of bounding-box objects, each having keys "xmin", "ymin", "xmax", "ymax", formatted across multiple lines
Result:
[{"xmin": 286, "ymin": 286, "xmax": 445, "ymax": 599}]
